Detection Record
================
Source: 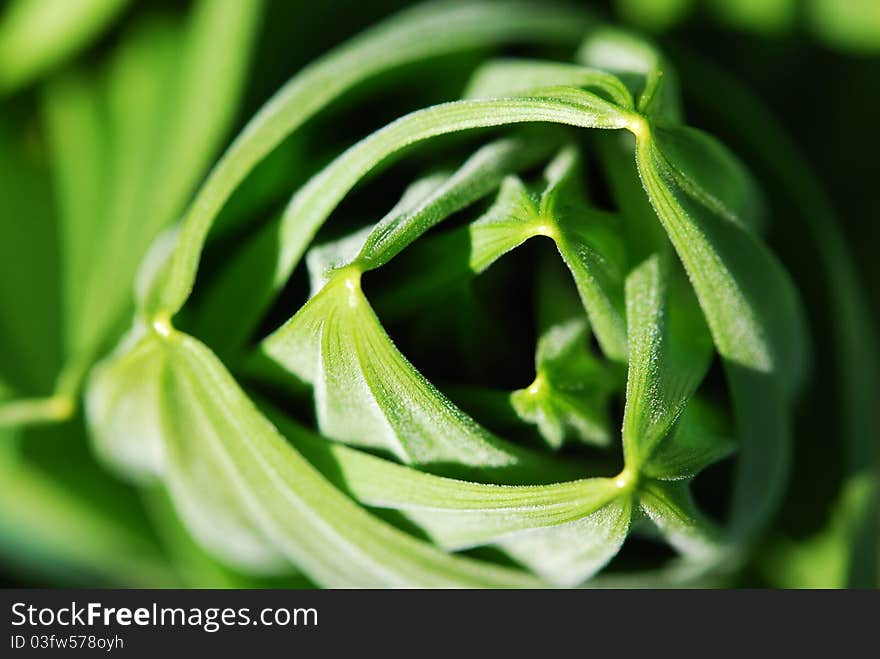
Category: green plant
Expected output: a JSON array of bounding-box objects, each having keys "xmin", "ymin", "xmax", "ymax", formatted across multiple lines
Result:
[{"xmin": 0, "ymin": 0, "xmax": 876, "ymax": 588}]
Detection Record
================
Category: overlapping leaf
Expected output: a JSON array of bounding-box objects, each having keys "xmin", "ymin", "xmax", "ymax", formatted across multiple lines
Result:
[
  {"xmin": 633, "ymin": 120, "xmax": 808, "ymax": 542},
  {"xmin": 621, "ymin": 254, "xmax": 713, "ymax": 468},
  {"xmin": 77, "ymin": 2, "xmax": 821, "ymax": 590},
  {"xmin": 158, "ymin": 331, "xmax": 543, "ymax": 587},
  {"xmin": 144, "ymin": 0, "xmax": 597, "ymax": 317},
  {"xmin": 576, "ymin": 27, "xmax": 681, "ymax": 121},
  {"xmin": 634, "ymin": 123, "xmax": 807, "ymax": 396},
  {"xmin": 676, "ymin": 54, "xmax": 878, "ymax": 581},
  {"xmin": 464, "ymin": 58, "xmax": 634, "ymax": 108},
  {"xmin": 261, "ymin": 269, "xmax": 582, "ymax": 481},
  {"xmin": 510, "ymin": 318, "xmax": 614, "ymax": 448},
  {"xmin": 260, "ymin": 141, "xmax": 629, "ymax": 474},
  {"xmin": 274, "ymin": 411, "xmax": 631, "ymax": 587}
]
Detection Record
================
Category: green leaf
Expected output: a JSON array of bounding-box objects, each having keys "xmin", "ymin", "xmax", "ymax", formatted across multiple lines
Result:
[
  {"xmin": 643, "ymin": 397, "xmax": 736, "ymax": 480},
  {"xmin": 459, "ymin": 176, "xmax": 545, "ymax": 274},
  {"xmin": 261, "ymin": 271, "xmax": 582, "ymax": 481},
  {"xmin": 376, "ymin": 146, "xmax": 628, "ymax": 358},
  {"xmin": 354, "ymin": 146, "xmax": 628, "ymax": 361},
  {"xmin": 511, "ymin": 318, "xmax": 613, "ymax": 448},
  {"xmin": 594, "ymin": 130, "xmax": 668, "ymax": 265},
  {"xmin": 464, "ymin": 58, "xmax": 634, "ymax": 109},
  {"xmin": 40, "ymin": 3, "xmax": 830, "ymax": 590},
  {"xmin": 145, "ymin": 0, "xmax": 596, "ymax": 316},
  {"xmin": 622, "ymin": 254, "xmax": 713, "ymax": 469},
  {"xmin": 142, "ymin": 485, "xmax": 259, "ymax": 588},
  {"xmin": 291, "ymin": 423, "xmax": 620, "ymax": 545},
  {"xmin": 676, "ymin": 51, "xmax": 879, "ymax": 484},
  {"xmin": 637, "ymin": 479, "xmax": 720, "ymax": 559},
  {"xmin": 262, "ymin": 91, "xmax": 629, "ymax": 320},
  {"xmin": 651, "ymin": 124, "xmax": 766, "ymax": 234},
  {"xmin": 508, "ymin": 255, "xmax": 618, "ymax": 449},
  {"xmin": 161, "ymin": 353, "xmax": 292, "ymax": 575},
  {"xmin": 368, "ymin": 150, "xmax": 626, "ymax": 360},
  {"xmin": 158, "ymin": 330, "xmax": 541, "ymax": 587},
  {"xmin": 140, "ymin": 0, "xmax": 263, "ymax": 248},
  {"xmin": 70, "ymin": 16, "xmax": 181, "ymax": 371},
  {"xmin": 259, "ymin": 146, "xmax": 628, "ymax": 476},
  {"xmin": 633, "ymin": 120, "xmax": 807, "ymax": 543},
  {"xmin": 726, "ymin": 366, "xmax": 792, "ymax": 541},
  {"xmin": 0, "ymin": 0, "xmax": 130, "ymax": 93},
  {"xmin": 88, "ymin": 327, "xmax": 292, "ymax": 576},
  {"xmin": 539, "ymin": 147, "xmax": 628, "ymax": 360},
  {"xmin": 634, "ymin": 124, "xmax": 808, "ymax": 394},
  {"xmin": 576, "ymin": 27, "xmax": 681, "ymax": 121},
  {"xmin": 85, "ymin": 327, "xmax": 166, "ymax": 481},
  {"xmin": 677, "ymin": 55, "xmax": 878, "ymax": 559},
  {"xmin": 354, "ymin": 136, "xmax": 555, "ymax": 271},
  {"xmin": 185, "ymin": 215, "xmax": 284, "ymax": 361},
  {"xmin": 305, "ymin": 161, "xmax": 456, "ymax": 296},
  {"xmin": 499, "ymin": 497, "xmax": 631, "ymax": 586},
  {"xmin": 273, "ymin": 411, "xmax": 630, "ymax": 586},
  {"xmin": 364, "ymin": 176, "xmax": 540, "ymax": 319},
  {"xmin": 194, "ymin": 136, "xmax": 553, "ymax": 358}
]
